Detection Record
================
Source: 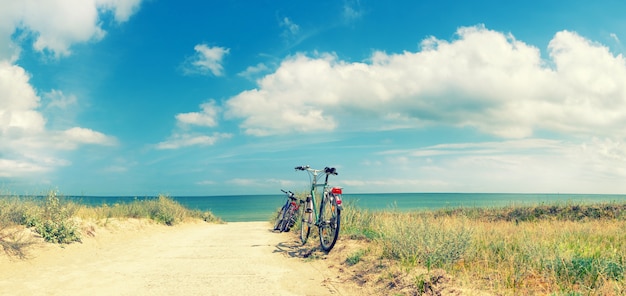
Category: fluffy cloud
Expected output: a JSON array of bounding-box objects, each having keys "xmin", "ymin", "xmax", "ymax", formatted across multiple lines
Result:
[
  {"xmin": 176, "ymin": 100, "xmax": 220, "ymax": 127},
  {"xmin": 0, "ymin": 0, "xmax": 142, "ymax": 59},
  {"xmin": 225, "ymin": 25, "xmax": 626, "ymax": 139},
  {"xmin": 237, "ymin": 63, "xmax": 271, "ymax": 80},
  {"xmin": 156, "ymin": 133, "xmax": 232, "ymax": 150},
  {"xmin": 0, "ymin": 61, "xmax": 44, "ymax": 134},
  {"xmin": 0, "ymin": 0, "xmax": 139, "ymax": 178},
  {"xmin": 183, "ymin": 44, "xmax": 230, "ymax": 76},
  {"xmin": 157, "ymin": 100, "xmax": 230, "ymax": 149}
]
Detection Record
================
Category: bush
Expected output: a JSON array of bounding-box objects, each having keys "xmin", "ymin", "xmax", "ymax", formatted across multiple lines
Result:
[
  {"xmin": 548, "ymin": 256, "xmax": 625, "ymax": 290},
  {"xmin": 146, "ymin": 195, "xmax": 187, "ymax": 225},
  {"xmin": 25, "ymin": 191, "xmax": 81, "ymax": 244},
  {"xmin": 378, "ymin": 214, "xmax": 471, "ymax": 270}
]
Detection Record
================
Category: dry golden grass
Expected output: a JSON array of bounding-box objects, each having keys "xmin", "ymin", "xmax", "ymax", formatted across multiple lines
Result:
[
  {"xmin": 1, "ymin": 192, "xmax": 221, "ymax": 256},
  {"xmin": 340, "ymin": 201, "xmax": 626, "ymax": 295}
]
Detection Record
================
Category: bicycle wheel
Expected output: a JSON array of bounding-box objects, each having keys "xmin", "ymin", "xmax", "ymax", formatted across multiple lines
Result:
[
  {"xmin": 274, "ymin": 205, "xmax": 287, "ymax": 232},
  {"xmin": 300, "ymin": 199, "xmax": 312, "ymax": 244},
  {"xmin": 318, "ymin": 195, "xmax": 341, "ymax": 252},
  {"xmin": 285, "ymin": 202, "xmax": 301, "ymax": 232},
  {"xmin": 280, "ymin": 205, "xmax": 294, "ymax": 232}
]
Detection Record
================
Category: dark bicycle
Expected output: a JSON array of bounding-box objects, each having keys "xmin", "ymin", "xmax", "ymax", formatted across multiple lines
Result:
[{"xmin": 273, "ymin": 189, "xmax": 303, "ymax": 232}]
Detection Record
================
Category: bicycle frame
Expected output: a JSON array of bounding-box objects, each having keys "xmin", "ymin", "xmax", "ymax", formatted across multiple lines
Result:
[{"xmin": 274, "ymin": 189, "xmax": 300, "ymax": 232}]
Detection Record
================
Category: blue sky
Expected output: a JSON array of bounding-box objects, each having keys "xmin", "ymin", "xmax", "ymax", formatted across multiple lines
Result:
[{"xmin": 1, "ymin": 0, "xmax": 626, "ymax": 196}]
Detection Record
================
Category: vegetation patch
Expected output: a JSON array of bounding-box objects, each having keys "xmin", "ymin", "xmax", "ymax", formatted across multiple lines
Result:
[
  {"xmin": 1, "ymin": 192, "xmax": 221, "ymax": 256},
  {"xmin": 22, "ymin": 192, "xmax": 81, "ymax": 244},
  {"xmin": 336, "ymin": 200, "xmax": 626, "ymax": 295}
]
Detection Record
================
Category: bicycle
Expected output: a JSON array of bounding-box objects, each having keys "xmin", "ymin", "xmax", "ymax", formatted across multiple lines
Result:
[
  {"xmin": 273, "ymin": 189, "xmax": 303, "ymax": 232},
  {"xmin": 295, "ymin": 165, "xmax": 343, "ymax": 252}
]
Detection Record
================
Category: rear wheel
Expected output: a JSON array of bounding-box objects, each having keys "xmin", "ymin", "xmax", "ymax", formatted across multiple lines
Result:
[
  {"xmin": 319, "ymin": 195, "xmax": 341, "ymax": 252},
  {"xmin": 280, "ymin": 205, "xmax": 294, "ymax": 232},
  {"xmin": 274, "ymin": 205, "xmax": 287, "ymax": 232}
]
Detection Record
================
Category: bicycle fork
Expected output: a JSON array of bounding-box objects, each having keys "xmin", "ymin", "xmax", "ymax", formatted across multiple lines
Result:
[{"xmin": 303, "ymin": 195, "xmax": 314, "ymax": 224}]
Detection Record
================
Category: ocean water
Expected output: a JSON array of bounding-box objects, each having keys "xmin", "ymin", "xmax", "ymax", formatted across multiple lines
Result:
[{"xmin": 67, "ymin": 193, "xmax": 626, "ymax": 222}]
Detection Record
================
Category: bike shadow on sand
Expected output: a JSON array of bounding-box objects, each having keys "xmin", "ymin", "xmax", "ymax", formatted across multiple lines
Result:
[{"xmin": 272, "ymin": 234, "xmax": 325, "ymax": 259}]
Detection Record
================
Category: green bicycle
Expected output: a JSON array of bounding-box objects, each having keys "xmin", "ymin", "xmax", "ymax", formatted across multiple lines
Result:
[{"xmin": 295, "ymin": 165, "xmax": 343, "ymax": 252}]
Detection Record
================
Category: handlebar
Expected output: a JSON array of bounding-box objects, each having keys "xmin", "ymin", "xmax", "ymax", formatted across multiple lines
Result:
[
  {"xmin": 281, "ymin": 189, "xmax": 297, "ymax": 200},
  {"xmin": 295, "ymin": 165, "xmax": 338, "ymax": 175}
]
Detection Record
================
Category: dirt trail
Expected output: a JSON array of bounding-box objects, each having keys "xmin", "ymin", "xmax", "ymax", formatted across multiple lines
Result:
[{"xmin": 0, "ymin": 221, "xmax": 364, "ymax": 296}]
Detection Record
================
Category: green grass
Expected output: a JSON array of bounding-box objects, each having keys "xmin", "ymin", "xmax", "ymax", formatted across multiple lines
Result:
[
  {"xmin": 341, "ymin": 201, "xmax": 626, "ymax": 295},
  {"xmin": 76, "ymin": 195, "xmax": 220, "ymax": 226}
]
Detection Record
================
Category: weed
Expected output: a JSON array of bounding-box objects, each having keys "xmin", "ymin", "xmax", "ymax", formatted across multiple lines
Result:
[
  {"xmin": 341, "ymin": 200, "xmax": 626, "ymax": 295},
  {"xmin": 23, "ymin": 191, "xmax": 81, "ymax": 244},
  {"xmin": 346, "ymin": 249, "xmax": 367, "ymax": 266},
  {"xmin": 377, "ymin": 214, "xmax": 471, "ymax": 270}
]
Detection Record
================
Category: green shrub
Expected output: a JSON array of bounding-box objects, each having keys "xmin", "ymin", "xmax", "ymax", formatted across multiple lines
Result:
[
  {"xmin": 547, "ymin": 256, "xmax": 625, "ymax": 290},
  {"xmin": 345, "ymin": 249, "xmax": 367, "ymax": 266},
  {"xmin": 25, "ymin": 191, "xmax": 81, "ymax": 244},
  {"xmin": 378, "ymin": 214, "xmax": 471, "ymax": 270},
  {"xmin": 340, "ymin": 201, "xmax": 380, "ymax": 240}
]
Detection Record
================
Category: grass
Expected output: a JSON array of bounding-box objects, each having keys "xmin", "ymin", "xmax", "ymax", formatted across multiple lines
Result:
[
  {"xmin": 74, "ymin": 195, "xmax": 221, "ymax": 225},
  {"xmin": 340, "ymin": 200, "xmax": 626, "ymax": 295},
  {"xmin": 0, "ymin": 191, "xmax": 221, "ymax": 256}
]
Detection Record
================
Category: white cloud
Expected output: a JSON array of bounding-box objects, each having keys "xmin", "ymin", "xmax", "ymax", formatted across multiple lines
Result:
[
  {"xmin": 225, "ymin": 178, "xmax": 296, "ymax": 190},
  {"xmin": 156, "ymin": 133, "xmax": 232, "ymax": 150},
  {"xmin": 237, "ymin": 63, "xmax": 271, "ymax": 80},
  {"xmin": 610, "ymin": 33, "xmax": 620, "ymax": 44},
  {"xmin": 196, "ymin": 180, "xmax": 216, "ymax": 186},
  {"xmin": 339, "ymin": 138, "xmax": 626, "ymax": 194},
  {"xmin": 0, "ymin": 0, "xmax": 143, "ymax": 59},
  {"xmin": 96, "ymin": 0, "xmax": 143, "ymax": 23},
  {"xmin": 43, "ymin": 89, "xmax": 78, "ymax": 109},
  {"xmin": 176, "ymin": 100, "xmax": 220, "ymax": 127},
  {"xmin": 0, "ymin": 158, "xmax": 49, "ymax": 177},
  {"xmin": 225, "ymin": 25, "xmax": 626, "ymax": 141},
  {"xmin": 0, "ymin": 61, "xmax": 44, "ymax": 133},
  {"xmin": 280, "ymin": 17, "xmax": 300, "ymax": 37},
  {"xmin": 0, "ymin": 61, "xmax": 118, "ymax": 178},
  {"xmin": 343, "ymin": 0, "xmax": 363, "ymax": 22},
  {"xmin": 159, "ymin": 101, "xmax": 230, "ymax": 150},
  {"xmin": 62, "ymin": 127, "xmax": 117, "ymax": 147},
  {"xmin": 0, "ymin": 1, "xmax": 137, "ymax": 179},
  {"xmin": 184, "ymin": 44, "xmax": 230, "ymax": 76}
]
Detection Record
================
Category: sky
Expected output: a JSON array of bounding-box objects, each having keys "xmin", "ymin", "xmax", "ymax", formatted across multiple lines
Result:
[{"xmin": 1, "ymin": 0, "xmax": 626, "ymax": 196}]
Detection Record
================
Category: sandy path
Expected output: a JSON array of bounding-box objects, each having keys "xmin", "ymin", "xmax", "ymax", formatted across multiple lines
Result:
[{"xmin": 0, "ymin": 221, "xmax": 359, "ymax": 296}]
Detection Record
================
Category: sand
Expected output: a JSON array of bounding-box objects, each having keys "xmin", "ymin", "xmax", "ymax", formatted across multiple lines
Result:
[{"xmin": 0, "ymin": 220, "xmax": 366, "ymax": 296}]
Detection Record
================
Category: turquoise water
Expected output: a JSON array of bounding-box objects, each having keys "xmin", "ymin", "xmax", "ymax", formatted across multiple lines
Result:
[{"xmin": 67, "ymin": 193, "xmax": 626, "ymax": 222}]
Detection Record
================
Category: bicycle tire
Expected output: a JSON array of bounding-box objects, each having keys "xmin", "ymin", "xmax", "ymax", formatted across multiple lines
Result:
[
  {"xmin": 318, "ymin": 194, "xmax": 341, "ymax": 252},
  {"xmin": 300, "ymin": 200, "xmax": 312, "ymax": 244},
  {"xmin": 285, "ymin": 202, "xmax": 301, "ymax": 232},
  {"xmin": 280, "ymin": 205, "xmax": 294, "ymax": 232},
  {"xmin": 274, "ymin": 205, "xmax": 288, "ymax": 232}
]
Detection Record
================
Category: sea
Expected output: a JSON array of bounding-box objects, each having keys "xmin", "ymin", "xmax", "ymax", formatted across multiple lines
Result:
[{"xmin": 63, "ymin": 193, "xmax": 626, "ymax": 222}]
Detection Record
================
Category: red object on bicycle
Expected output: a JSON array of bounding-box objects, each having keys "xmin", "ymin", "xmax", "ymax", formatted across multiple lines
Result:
[{"xmin": 331, "ymin": 187, "xmax": 342, "ymax": 194}]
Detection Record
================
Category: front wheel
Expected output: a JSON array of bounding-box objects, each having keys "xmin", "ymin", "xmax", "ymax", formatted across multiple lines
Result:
[
  {"xmin": 319, "ymin": 196, "xmax": 341, "ymax": 252},
  {"xmin": 300, "ymin": 200, "xmax": 312, "ymax": 244}
]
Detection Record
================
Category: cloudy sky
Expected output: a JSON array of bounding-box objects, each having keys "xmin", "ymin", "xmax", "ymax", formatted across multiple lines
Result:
[{"xmin": 1, "ymin": 0, "xmax": 626, "ymax": 196}]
